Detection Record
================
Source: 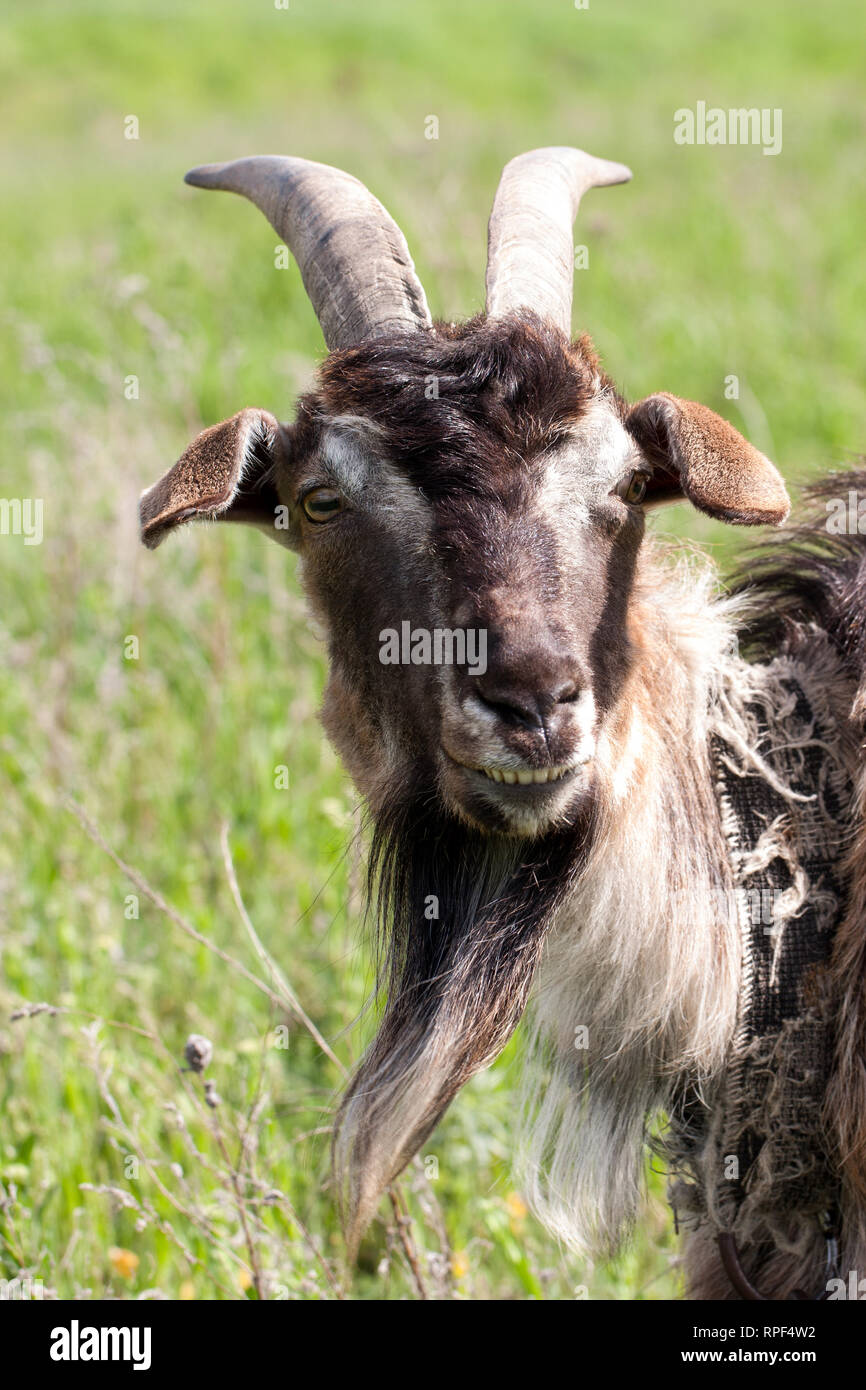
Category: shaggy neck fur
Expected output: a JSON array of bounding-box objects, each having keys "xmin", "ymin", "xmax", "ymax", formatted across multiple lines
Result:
[{"xmin": 518, "ymin": 547, "xmax": 742, "ymax": 1257}]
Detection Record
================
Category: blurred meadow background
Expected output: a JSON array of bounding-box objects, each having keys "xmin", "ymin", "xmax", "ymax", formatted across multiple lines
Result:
[{"xmin": 0, "ymin": 0, "xmax": 862, "ymax": 1300}]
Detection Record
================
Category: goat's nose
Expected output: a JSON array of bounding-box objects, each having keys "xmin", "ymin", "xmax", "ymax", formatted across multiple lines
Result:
[{"xmin": 472, "ymin": 673, "xmax": 582, "ymax": 731}]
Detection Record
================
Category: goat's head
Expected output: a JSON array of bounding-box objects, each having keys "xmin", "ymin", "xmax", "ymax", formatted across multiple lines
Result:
[
  {"xmin": 141, "ymin": 148, "xmax": 788, "ymax": 840},
  {"xmin": 141, "ymin": 149, "xmax": 790, "ymax": 1246}
]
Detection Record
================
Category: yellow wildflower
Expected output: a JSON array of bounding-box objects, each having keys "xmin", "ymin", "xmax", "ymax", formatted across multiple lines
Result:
[
  {"xmin": 505, "ymin": 1191, "xmax": 528, "ymax": 1225},
  {"xmin": 108, "ymin": 1247, "xmax": 139, "ymax": 1280}
]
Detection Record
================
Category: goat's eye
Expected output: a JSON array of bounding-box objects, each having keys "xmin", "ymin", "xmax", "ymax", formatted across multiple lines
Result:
[
  {"xmin": 614, "ymin": 471, "xmax": 649, "ymax": 506},
  {"xmin": 301, "ymin": 487, "xmax": 345, "ymax": 523}
]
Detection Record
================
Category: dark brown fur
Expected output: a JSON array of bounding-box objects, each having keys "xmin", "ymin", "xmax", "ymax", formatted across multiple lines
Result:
[{"xmin": 296, "ymin": 314, "xmax": 615, "ymax": 478}]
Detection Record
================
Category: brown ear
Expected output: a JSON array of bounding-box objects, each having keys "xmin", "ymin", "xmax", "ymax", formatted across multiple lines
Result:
[
  {"xmin": 140, "ymin": 408, "xmax": 292, "ymax": 550},
  {"xmin": 626, "ymin": 392, "xmax": 790, "ymax": 526}
]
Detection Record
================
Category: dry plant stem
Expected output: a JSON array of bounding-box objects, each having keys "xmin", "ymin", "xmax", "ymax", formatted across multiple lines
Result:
[
  {"xmin": 204, "ymin": 1103, "xmax": 265, "ymax": 1300},
  {"xmin": 409, "ymin": 1157, "xmax": 454, "ymax": 1295},
  {"xmin": 0, "ymin": 1185, "xmax": 27, "ymax": 1268},
  {"xmin": 78, "ymin": 1182, "xmax": 201, "ymax": 1275},
  {"xmin": 220, "ymin": 820, "xmax": 345, "ymax": 1072},
  {"xmin": 410, "ymin": 1154, "xmax": 452, "ymax": 1257},
  {"xmin": 388, "ymin": 1187, "xmax": 429, "ymax": 1300},
  {"xmin": 12, "ymin": 1002, "xmax": 153, "ymax": 1040},
  {"xmin": 272, "ymin": 1199, "xmax": 345, "ymax": 1300},
  {"xmin": 56, "ymin": 1227, "xmax": 81, "ymax": 1281},
  {"xmin": 64, "ymin": 794, "xmax": 342, "ymax": 1069}
]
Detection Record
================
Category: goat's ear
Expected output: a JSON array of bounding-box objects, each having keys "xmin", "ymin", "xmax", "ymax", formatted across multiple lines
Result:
[
  {"xmin": 140, "ymin": 408, "xmax": 294, "ymax": 550},
  {"xmin": 626, "ymin": 392, "xmax": 790, "ymax": 526}
]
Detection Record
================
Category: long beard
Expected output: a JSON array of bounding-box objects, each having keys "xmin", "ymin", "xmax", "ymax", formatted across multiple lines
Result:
[{"xmin": 332, "ymin": 777, "xmax": 594, "ymax": 1253}]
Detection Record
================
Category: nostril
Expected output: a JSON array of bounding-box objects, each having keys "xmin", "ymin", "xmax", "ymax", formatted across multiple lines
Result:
[
  {"xmin": 475, "ymin": 689, "xmax": 544, "ymax": 729},
  {"xmin": 473, "ymin": 680, "xmax": 582, "ymax": 730}
]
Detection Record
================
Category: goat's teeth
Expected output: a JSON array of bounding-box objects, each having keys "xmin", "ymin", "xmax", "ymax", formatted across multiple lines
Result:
[{"xmin": 476, "ymin": 763, "xmax": 574, "ymax": 785}]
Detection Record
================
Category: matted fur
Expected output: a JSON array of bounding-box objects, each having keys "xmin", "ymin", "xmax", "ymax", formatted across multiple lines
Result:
[{"xmin": 729, "ymin": 476, "xmax": 866, "ymax": 1292}]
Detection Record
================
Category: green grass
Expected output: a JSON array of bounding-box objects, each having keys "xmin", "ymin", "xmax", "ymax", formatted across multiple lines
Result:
[{"xmin": 0, "ymin": 0, "xmax": 862, "ymax": 1299}]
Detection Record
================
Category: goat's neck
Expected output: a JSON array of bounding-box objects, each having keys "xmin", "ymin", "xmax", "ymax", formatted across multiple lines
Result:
[{"xmin": 516, "ymin": 556, "xmax": 741, "ymax": 1252}]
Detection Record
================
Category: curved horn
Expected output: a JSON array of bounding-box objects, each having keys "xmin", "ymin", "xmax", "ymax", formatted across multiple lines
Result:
[
  {"xmin": 485, "ymin": 146, "xmax": 632, "ymax": 337},
  {"xmin": 184, "ymin": 156, "xmax": 432, "ymax": 351}
]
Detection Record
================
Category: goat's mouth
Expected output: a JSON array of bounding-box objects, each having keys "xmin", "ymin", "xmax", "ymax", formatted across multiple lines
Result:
[
  {"xmin": 440, "ymin": 749, "xmax": 592, "ymax": 834},
  {"xmin": 447, "ymin": 756, "xmax": 579, "ymax": 786}
]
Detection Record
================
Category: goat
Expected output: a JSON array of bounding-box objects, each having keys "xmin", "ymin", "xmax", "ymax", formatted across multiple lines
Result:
[{"xmin": 140, "ymin": 147, "xmax": 866, "ymax": 1300}]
